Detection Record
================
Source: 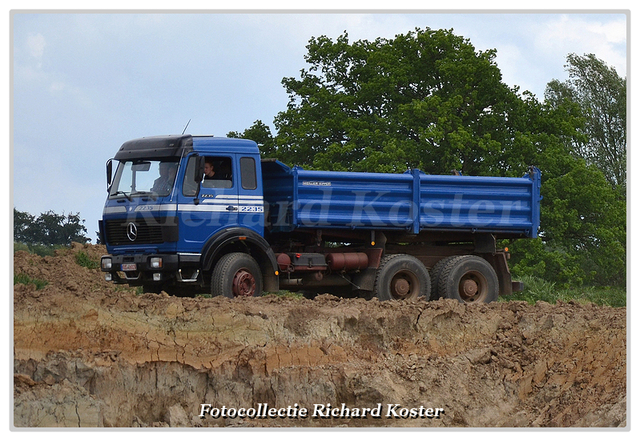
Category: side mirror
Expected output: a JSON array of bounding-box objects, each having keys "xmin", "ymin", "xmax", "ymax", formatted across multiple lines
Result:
[{"xmin": 106, "ymin": 159, "xmax": 113, "ymax": 191}]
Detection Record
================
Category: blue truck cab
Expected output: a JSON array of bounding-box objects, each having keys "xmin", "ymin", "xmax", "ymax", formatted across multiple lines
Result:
[
  {"xmin": 100, "ymin": 134, "xmax": 541, "ymax": 303},
  {"xmin": 99, "ymin": 135, "xmax": 278, "ymax": 296}
]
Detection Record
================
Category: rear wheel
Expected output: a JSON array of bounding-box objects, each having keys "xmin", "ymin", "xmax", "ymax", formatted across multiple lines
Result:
[
  {"xmin": 437, "ymin": 255, "xmax": 498, "ymax": 303},
  {"xmin": 373, "ymin": 254, "xmax": 430, "ymax": 301},
  {"xmin": 211, "ymin": 252, "xmax": 263, "ymax": 298}
]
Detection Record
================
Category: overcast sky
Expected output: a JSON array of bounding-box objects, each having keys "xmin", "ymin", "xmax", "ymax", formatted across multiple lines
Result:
[{"xmin": 10, "ymin": 10, "xmax": 628, "ymax": 242}]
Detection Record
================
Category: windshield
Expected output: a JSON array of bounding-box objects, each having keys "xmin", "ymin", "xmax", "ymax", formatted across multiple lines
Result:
[{"xmin": 110, "ymin": 159, "xmax": 179, "ymax": 198}]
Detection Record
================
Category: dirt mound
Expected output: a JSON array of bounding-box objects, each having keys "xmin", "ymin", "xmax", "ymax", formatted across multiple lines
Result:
[{"xmin": 13, "ymin": 244, "xmax": 627, "ymax": 428}]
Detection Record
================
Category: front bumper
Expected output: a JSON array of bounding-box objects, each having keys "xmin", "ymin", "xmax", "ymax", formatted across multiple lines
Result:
[{"xmin": 101, "ymin": 253, "xmax": 201, "ymax": 285}]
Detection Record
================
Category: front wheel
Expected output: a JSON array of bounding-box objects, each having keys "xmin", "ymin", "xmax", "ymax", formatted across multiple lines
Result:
[
  {"xmin": 437, "ymin": 255, "xmax": 498, "ymax": 303},
  {"xmin": 211, "ymin": 253, "xmax": 263, "ymax": 298},
  {"xmin": 373, "ymin": 254, "xmax": 430, "ymax": 301}
]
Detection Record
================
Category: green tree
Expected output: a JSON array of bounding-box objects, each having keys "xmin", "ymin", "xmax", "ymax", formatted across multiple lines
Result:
[
  {"xmin": 508, "ymin": 158, "xmax": 626, "ymax": 287},
  {"xmin": 14, "ymin": 208, "xmax": 90, "ymax": 246},
  {"xmin": 13, "ymin": 209, "xmax": 36, "ymax": 244},
  {"xmin": 510, "ymin": 53, "xmax": 628, "ymax": 288},
  {"xmin": 545, "ymin": 53, "xmax": 626, "ymax": 195},
  {"xmin": 274, "ymin": 28, "xmax": 528, "ymax": 176}
]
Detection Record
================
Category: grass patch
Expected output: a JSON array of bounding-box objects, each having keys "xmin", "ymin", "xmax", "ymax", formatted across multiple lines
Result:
[
  {"xmin": 75, "ymin": 250, "xmax": 100, "ymax": 269},
  {"xmin": 273, "ymin": 290, "xmax": 305, "ymax": 299},
  {"xmin": 14, "ymin": 273, "xmax": 48, "ymax": 290},
  {"xmin": 501, "ymin": 275, "xmax": 626, "ymax": 307}
]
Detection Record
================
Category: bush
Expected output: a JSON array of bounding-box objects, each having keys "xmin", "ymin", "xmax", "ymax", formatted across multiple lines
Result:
[{"xmin": 502, "ymin": 275, "xmax": 626, "ymax": 307}]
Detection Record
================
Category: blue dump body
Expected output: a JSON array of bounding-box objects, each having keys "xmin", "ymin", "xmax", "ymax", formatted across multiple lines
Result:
[{"xmin": 263, "ymin": 161, "xmax": 541, "ymax": 239}]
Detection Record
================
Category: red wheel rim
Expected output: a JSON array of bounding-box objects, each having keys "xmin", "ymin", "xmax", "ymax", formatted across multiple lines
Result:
[
  {"xmin": 389, "ymin": 271, "xmax": 419, "ymax": 300},
  {"xmin": 232, "ymin": 269, "xmax": 256, "ymax": 297},
  {"xmin": 458, "ymin": 271, "xmax": 487, "ymax": 302}
]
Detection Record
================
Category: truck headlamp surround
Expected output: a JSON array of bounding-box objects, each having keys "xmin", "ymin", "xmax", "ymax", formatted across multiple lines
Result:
[
  {"xmin": 150, "ymin": 257, "xmax": 163, "ymax": 269},
  {"xmin": 101, "ymin": 257, "xmax": 112, "ymax": 270}
]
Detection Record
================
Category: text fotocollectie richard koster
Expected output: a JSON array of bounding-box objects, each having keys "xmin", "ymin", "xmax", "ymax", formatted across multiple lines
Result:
[{"xmin": 199, "ymin": 403, "xmax": 445, "ymax": 420}]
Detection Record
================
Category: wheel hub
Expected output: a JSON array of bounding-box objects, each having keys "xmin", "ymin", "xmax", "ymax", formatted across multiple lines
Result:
[
  {"xmin": 462, "ymin": 278, "xmax": 478, "ymax": 297},
  {"xmin": 232, "ymin": 270, "xmax": 256, "ymax": 297},
  {"xmin": 394, "ymin": 277, "xmax": 411, "ymax": 296}
]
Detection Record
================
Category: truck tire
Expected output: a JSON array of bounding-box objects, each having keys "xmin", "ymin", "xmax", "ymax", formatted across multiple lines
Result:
[
  {"xmin": 211, "ymin": 252, "xmax": 263, "ymax": 298},
  {"xmin": 429, "ymin": 256, "xmax": 455, "ymax": 301},
  {"xmin": 373, "ymin": 254, "xmax": 430, "ymax": 301},
  {"xmin": 437, "ymin": 255, "xmax": 498, "ymax": 303}
]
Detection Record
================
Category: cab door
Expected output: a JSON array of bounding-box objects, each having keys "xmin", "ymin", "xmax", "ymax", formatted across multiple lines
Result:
[
  {"xmin": 237, "ymin": 155, "xmax": 264, "ymax": 237},
  {"xmin": 176, "ymin": 153, "xmax": 238, "ymax": 253}
]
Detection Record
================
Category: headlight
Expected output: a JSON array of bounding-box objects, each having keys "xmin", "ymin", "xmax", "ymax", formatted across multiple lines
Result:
[
  {"xmin": 150, "ymin": 257, "xmax": 163, "ymax": 269},
  {"xmin": 101, "ymin": 257, "xmax": 112, "ymax": 270}
]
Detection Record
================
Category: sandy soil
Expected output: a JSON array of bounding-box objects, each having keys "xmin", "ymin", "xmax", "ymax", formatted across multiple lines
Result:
[{"xmin": 13, "ymin": 243, "xmax": 627, "ymax": 428}]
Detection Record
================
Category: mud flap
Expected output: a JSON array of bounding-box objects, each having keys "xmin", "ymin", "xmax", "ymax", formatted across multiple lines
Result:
[{"xmin": 482, "ymin": 252, "xmax": 513, "ymax": 297}]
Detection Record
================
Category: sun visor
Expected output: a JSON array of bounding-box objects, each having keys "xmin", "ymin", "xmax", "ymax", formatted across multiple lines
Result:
[{"xmin": 114, "ymin": 135, "xmax": 194, "ymax": 160}]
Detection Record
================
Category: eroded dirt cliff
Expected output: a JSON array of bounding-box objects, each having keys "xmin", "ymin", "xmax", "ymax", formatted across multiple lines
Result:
[{"xmin": 13, "ymin": 244, "xmax": 627, "ymax": 428}]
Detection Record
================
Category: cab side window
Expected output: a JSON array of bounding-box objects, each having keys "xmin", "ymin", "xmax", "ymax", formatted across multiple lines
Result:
[
  {"xmin": 202, "ymin": 156, "xmax": 233, "ymax": 189},
  {"xmin": 240, "ymin": 157, "xmax": 257, "ymax": 190}
]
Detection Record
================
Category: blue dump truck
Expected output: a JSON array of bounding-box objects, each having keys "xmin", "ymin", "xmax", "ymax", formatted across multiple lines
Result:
[{"xmin": 99, "ymin": 135, "xmax": 541, "ymax": 303}]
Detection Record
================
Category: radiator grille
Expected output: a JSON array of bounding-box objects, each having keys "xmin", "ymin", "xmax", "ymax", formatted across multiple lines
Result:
[{"xmin": 104, "ymin": 218, "xmax": 166, "ymax": 245}]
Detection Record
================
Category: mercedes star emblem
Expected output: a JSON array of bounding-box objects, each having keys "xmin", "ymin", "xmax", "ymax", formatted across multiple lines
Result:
[{"xmin": 126, "ymin": 222, "xmax": 138, "ymax": 242}]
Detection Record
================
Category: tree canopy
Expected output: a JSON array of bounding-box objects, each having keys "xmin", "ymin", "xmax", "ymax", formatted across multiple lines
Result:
[
  {"xmin": 275, "ymin": 28, "xmax": 529, "ymax": 176},
  {"xmin": 545, "ymin": 53, "xmax": 626, "ymax": 196}
]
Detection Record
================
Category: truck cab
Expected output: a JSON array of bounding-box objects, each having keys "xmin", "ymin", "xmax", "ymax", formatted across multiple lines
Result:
[{"xmin": 99, "ymin": 135, "xmax": 278, "ymax": 295}]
